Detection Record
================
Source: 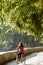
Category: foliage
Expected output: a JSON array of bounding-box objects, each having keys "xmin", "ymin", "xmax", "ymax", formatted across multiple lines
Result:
[{"xmin": 0, "ymin": 0, "xmax": 43, "ymax": 38}]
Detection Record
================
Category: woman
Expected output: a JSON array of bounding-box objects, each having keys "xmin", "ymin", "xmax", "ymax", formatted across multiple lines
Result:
[{"xmin": 16, "ymin": 42, "xmax": 24, "ymax": 62}]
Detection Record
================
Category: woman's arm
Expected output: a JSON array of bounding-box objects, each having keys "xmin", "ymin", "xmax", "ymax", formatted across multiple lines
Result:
[{"xmin": 16, "ymin": 44, "xmax": 20, "ymax": 50}]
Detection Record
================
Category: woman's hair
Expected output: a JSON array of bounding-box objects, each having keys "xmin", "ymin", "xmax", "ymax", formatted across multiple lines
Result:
[{"xmin": 20, "ymin": 42, "xmax": 24, "ymax": 47}]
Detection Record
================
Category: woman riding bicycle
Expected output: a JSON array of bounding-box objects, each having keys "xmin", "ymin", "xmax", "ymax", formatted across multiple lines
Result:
[{"xmin": 16, "ymin": 42, "xmax": 24, "ymax": 62}]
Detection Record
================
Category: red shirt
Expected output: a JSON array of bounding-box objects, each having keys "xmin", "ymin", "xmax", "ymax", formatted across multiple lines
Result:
[{"xmin": 19, "ymin": 46, "xmax": 24, "ymax": 54}]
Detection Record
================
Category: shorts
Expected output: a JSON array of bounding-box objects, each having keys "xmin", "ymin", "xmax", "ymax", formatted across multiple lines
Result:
[{"xmin": 17, "ymin": 52, "xmax": 23, "ymax": 59}]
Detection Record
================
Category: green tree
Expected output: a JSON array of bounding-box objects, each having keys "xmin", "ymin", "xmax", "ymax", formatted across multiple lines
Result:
[{"xmin": 0, "ymin": 0, "xmax": 43, "ymax": 37}]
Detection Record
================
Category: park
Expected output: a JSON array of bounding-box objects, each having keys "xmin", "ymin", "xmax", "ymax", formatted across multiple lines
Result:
[{"xmin": 0, "ymin": 0, "xmax": 43, "ymax": 65}]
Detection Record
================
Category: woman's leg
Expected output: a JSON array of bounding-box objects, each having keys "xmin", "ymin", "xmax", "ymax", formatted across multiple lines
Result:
[{"xmin": 20, "ymin": 54, "xmax": 24, "ymax": 62}]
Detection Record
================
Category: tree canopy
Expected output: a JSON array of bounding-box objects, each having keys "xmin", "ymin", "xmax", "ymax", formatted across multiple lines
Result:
[{"xmin": 0, "ymin": 0, "xmax": 43, "ymax": 37}]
